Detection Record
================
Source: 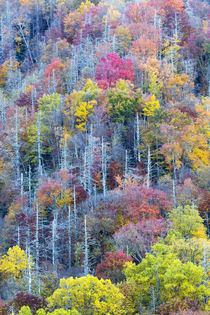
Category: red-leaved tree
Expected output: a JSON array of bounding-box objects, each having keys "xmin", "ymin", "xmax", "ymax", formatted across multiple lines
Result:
[
  {"xmin": 95, "ymin": 53, "xmax": 135, "ymax": 89},
  {"xmin": 95, "ymin": 250, "xmax": 133, "ymax": 283},
  {"xmin": 114, "ymin": 218, "xmax": 168, "ymax": 262},
  {"xmin": 9, "ymin": 292, "xmax": 47, "ymax": 314}
]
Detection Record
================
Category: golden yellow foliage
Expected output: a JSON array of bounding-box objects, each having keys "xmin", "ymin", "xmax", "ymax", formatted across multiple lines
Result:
[
  {"xmin": 47, "ymin": 275, "xmax": 125, "ymax": 315},
  {"xmin": 56, "ymin": 188, "xmax": 73, "ymax": 208},
  {"xmin": 0, "ymin": 59, "xmax": 19, "ymax": 88},
  {"xmin": 75, "ymin": 100, "xmax": 95, "ymax": 130},
  {"xmin": 0, "ymin": 246, "xmax": 29, "ymax": 281},
  {"xmin": 143, "ymin": 95, "xmax": 160, "ymax": 116}
]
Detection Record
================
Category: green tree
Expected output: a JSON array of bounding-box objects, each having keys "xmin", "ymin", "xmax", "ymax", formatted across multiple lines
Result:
[
  {"xmin": 24, "ymin": 93, "xmax": 62, "ymax": 165},
  {"xmin": 108, "ymin": 80, "xmax": 141, "ymax": 124},
  {"xmin": 124, "ymin": 242, "xmax": 208, "ymax": 308},
  {"xmin": 168, "ymin": 205, "xmax": 206, "ymax": 239}
]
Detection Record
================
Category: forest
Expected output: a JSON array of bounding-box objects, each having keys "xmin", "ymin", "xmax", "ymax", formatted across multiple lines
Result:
[{"xmin": 0, "ymin": 0, "xmax": 209, "ymax": 314}]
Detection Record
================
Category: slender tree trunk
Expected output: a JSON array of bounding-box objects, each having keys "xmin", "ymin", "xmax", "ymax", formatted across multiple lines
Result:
[
  {"xmin": 136, "ymin": 113, "xmax": 141, "ymax": 162},
  {"xmin": 21, "ymin": 173, "xmax": 24, "ymax": 196},
  {"xmin": 125, "ymin": 150, "xmax": 128, "ymax": 175},
  {"xmin": 87, "ymin": 125, "xmax": 93, "ymax": 195},
  {"xmin": 102, "ymin": 137, "xmax": 107, "ymax": 201},
  {"xmin": 36, "ymin": 204, "xmax": 39, "ymax": 274},
  {"xmin": 139, "ymin": 296, "xmax": 142, "ymax": 315},
  {"xmin": 64, "ymin": 136, "xmax": 67, "ymax": 169},
  {"xmin": 37, "ymin": 111, "xmax": 42, "ymax": 176},
  {"xmin": 83, "ymin": 148, "xmax": 87, "ymax": 191},
  {"xmin": 157, "ymin": 265, "xmax": 160, "ymax": 306},
  {"xmin": 28, "ymin": 247, "xmax": 32, "ymax": 294},
  {"xmin": 152, "ymin": 287, "xmax": 156, "ymax": 313},
  {"xmin": 15, "ymin": 107, "xmax": 20, "ymax": 180},
  {"xmin": 204, "ymin": 244, "xmax": 208, "ymax": 305},
  {"xmin": 18, "ymin": 23, "xmax": 34, "ymax": 64},
  {"xmin": 17, "ymin": 226, "xmax": 20, "ymax": 247},
  {"xmin": 84, "ymin": 215, "xmax": 89, "ymax": 276},
  {"xmin": 68, "ymin": 205, "xmax": 72, "ymax": 269},
  {"xmin": 28, "ymin": 166, "xmax": 32, "ymax": 207},
  {"xmin": 74, "ymin": 186, "xmax": 78, "ymax": 242},
  {"xmin": 52, "ymin": 216, "xmax": 56, "ymax": 268},
  {"xmin": 173, "ymin": 159, "xmax": 177, "ymax": 208},
  {"xmin": 147, "ymin": 145, "xmax": 151, "ymax": 188}
]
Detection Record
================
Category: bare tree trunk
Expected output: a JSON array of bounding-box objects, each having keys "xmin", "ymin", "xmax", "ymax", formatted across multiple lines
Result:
[
  {"xmin": 83, "ymin": 148, "xmax": 87, "ymax": 191},
  {"xmin": 157, "ymin": 265, "xmax": 160, "ymax": 306},
  {"xmin": 68, "ymin": 205, "xmax": 72, "ymax": 269},
  {"xmin": 87, "ymin": 125, "xmax": 93, "ymax": 195},
  {"xmin": 139, "ymin": 296, "xmax": 142, "ymax": 315},
  {"xmin": 17, "ymin": 226, "xmax": 20, "ymax": 247},
  {"xmin": 36, "ymin": 204, "xmax": 39, "ymax": 274},
  {"xmin": 15, "ymin": 107, "xmax": 20, "ymax": 180},
  {"xmin": 102, "ymin": 137, "xmax": 107, "ymax": 200},
  {"xmin": 147, "ymin": 145, "xmax": 151, "ymax": 188},
  {"xmin": 64, "ymin": 136, "xmax": 67, "ymax": 169},
  {"xmin": 136, "ymin": 113, "xmax": 141, "ymax": 162},
  {"xmin": 74, "ymin": 186, "xmax": 78, "ymax": 242},
  {"xmin": 28, "ymin": 166, "xmax": 32, "ymax": 207},
  {"xmin": 84, "ymin": 215, "xmax": 89, "ymax": 276},
  {"xmin": 28, "ymin": 247, "xmax": 32, "ymax": 294},
  {"xmin": 203, "ymin": 244, "xmax": 208, "ymax": 305},
  {"xmin": 52, "ymin": 216, "xmax": 56, "ymax": 269},
  {"xmin": 125, "ymin": 150, "xmax": 128, "ymax": 175},
  {"xmin": 18, "ymin": 23, "xmax": 34, "ymax": 64},
  {"xmin": 173, "ymin": 159, "xmax": 177, "ymax": 208},
  {"xmin": 152, "ymin": 287, "xmax": 156, "ymax": 313},
  {"xmin": 21, "ymin": 173, "xmax": 24, "ymax": 197},
  {"xmin": 37, "ymin": 111, "xmax": 42, "ymax": 176}
]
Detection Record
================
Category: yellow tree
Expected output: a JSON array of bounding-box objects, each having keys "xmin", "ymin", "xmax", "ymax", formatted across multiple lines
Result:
[
  {"xmin": 0, "ymin": 246, "xmax": 29, "ymax": 281},
  {"xmin": 142, "ymin": 95, "xmax": 160, "ymax": 117},
  {"xmin": 65, "ymin": 79, "xmax": 99, "ymax": 131},
  {"xmin": 47, "ymin": 275, "xmax": 125, "ymax": 315},
  {"xmin": 18, "ymin": 306, "xmax": 80, "ymax": 314},
  {"xmin": 74, "ymin": 100, "xmax": 95, "ymax": 131}
]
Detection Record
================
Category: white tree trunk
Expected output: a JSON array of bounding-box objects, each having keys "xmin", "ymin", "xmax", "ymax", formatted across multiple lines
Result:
[
  {"xmin": 36, "ymin": 204, "xmax": 39, "ymax": 273},
  {"xmin": 125, "ymin": 150, "xmax": 128, "ymax": 175},
  {"xmin": 28, "ymin": 247, "xmax": 32, "ymax": 294},
  {"xmin": 83, "ymin": 148, "xmax": 87, "ymax": 191},
  {"xmin": 28, "ymin": 166, "xmax": 32, "ymax": 206},
  {"xmin": 17, "ymin": 225, "xmax": 20, "ymax": 247},
  {"xmin": 68, "ymin": 205, "xmax": 72, "ymax": 268},
  {"xmin": 37, "ymin": 111, "xmax": 42, "ymax": 176},
  {"xmin": 84, "ymin": 215, "xmax": 89, "ymax": 276},
  {"xmin": 147, "ymin": 145, "xmax": 151, "ymax": 188},
  {"xmin": 87, "ymin": 125, "xmax": 93, "ymax": 194},
  {"xmin": 74, "ymin": 186, "xmax": 78, "ymax": 242},
  {"xmin": 21, "ymin": 172, "xmax": 23, "ymax": 197},
  {"xmin": 52, "ymin": 216, "xmax": 56, "ymax": 268},
  {"xmin": 15, "ymin": 107, "xmax": 20, "ymax": 180},
  {"xmin": 173, "ymin": 159, "xmax": 177, "ymax": 208},
  {"xmin": 63, "ymin": 136, "xmax": 67, "ymax": 169},
  {"xmin": 136, "ymin": 113, "xmax": 141, "ymax": 162},
  {"xmin": 101, "ymin": 137, "xmax": 107, "ymax": 200}
]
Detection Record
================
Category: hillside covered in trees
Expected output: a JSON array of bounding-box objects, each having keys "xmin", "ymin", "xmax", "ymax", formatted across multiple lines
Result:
[{"xmin": 0, "ymin": 0, "xmax": 209, "ymax": 314}]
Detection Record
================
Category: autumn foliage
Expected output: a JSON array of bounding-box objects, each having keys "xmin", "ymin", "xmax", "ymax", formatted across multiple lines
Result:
[
  {"xmin": 95, "ymin": 251, "xmax": 133, "ymax": 283},
  {"xmin": 95, "ymin": 53, "xmax": 135, "ymax": 89},
  {"xmin": 0, "ymin": 0, "xmax": 209, "ymax": 313}
]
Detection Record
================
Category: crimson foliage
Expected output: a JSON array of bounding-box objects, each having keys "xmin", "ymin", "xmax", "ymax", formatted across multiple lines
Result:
[{"xmin": 95, "ymin": 53, "xmax": 135, "ymax": 89}]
